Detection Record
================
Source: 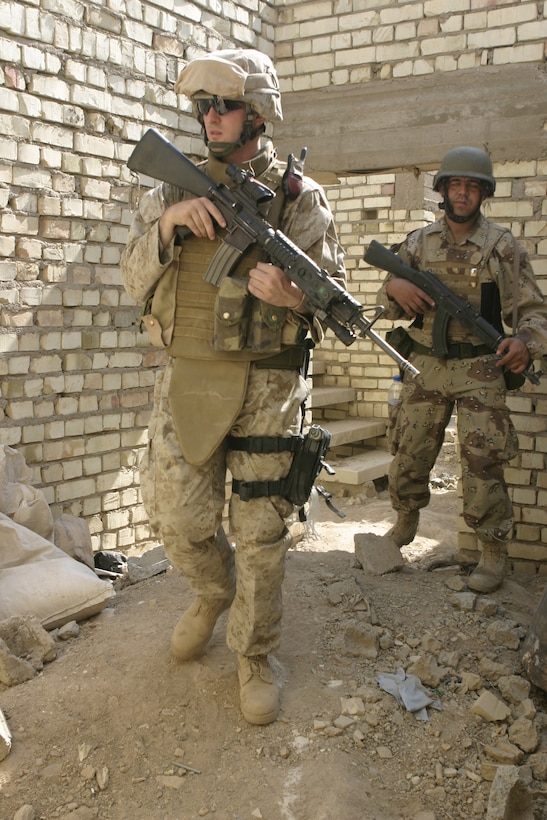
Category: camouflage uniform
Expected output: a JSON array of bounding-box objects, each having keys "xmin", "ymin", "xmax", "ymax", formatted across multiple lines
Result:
[
  {"xmin": 377, "ymin": 214, "xmax": 547, "ymax": 542},
  {"xmin": 121, "ymin": 140, "xmax": 345, "ymax": 657}
]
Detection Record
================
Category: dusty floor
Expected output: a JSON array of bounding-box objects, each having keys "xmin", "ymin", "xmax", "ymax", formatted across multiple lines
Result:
[{"xmin": 1, "ymin": 475, "xmax": 546, "ymax": 820}]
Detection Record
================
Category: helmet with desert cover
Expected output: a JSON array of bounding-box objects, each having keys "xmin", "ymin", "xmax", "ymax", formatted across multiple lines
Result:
[{"xmin": 175, "ymin": 49, "xmax": 283, "ymax": 157}]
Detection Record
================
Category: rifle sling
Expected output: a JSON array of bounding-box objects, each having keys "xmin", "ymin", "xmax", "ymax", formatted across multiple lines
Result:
[{"xmin": 512, "ymin": 239, "xmax": 519, "ymax": 335}]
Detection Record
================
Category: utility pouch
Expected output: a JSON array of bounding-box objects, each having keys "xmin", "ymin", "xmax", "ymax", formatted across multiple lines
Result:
[
  {"xmin": 503, "ymin": 369, "xmax": 526, "ymax": 391},
  {"xmin": 386, "ymin": 326, "xmax": 413, "ymax": 360},
  {"xmin": 212, "ymin": 276, "xmax": 251, "ymax": 352},
  {"xmin": 246, "ymin": 300, "xmax": 287, "ymax": 353}
]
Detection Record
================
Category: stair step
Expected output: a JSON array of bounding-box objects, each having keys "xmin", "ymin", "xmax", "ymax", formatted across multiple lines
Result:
[
  {"xmin": 320, "ymin": 450, "xmax": 393, "ymax": 485},
  {"xmin": 324, "ymin": 417, "xmax": 387, "ymax": 447},
  {"xmin": 309, "ymin": 385, "xmax": 356, "ymax": 408}
]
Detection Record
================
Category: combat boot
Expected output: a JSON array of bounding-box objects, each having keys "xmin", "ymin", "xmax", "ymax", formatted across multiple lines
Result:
[
  {"xmin": 467, "ymin": 542, "xmax": 508, "ymax": 594},
  {"xmin": 237, "ymin": 655, "xmax": 279, "ymax": 725},
  {"xmin": 171, "ymin": 596, "xmax": 233, "ymax": 661},
  {"xmin": 386, "ymin": 510, "xmax": 419, "ymax": 547}
]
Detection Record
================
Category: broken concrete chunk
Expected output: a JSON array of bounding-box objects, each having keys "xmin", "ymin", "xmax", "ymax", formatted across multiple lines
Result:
[
  {"xmin": 486, "ymin": 764, "xmax": 533, "ymax": 820},
  {"xmin": 354, "ymin": 531, "xmax": 404, "ymax": 575},
  {"xmin": 483, "ymin": 739, "xmax": 524, "ymax": 765},
  {"xmin": 0, "ymin": 613, "xmax": 57, "ymax": 668},
  {"xmin": 470, "ymin": 690, "xmax": 511, "ymax": 722},
  {"xmin": 0, "ymin": 637, "xmax": 37, "ymax": 686}
]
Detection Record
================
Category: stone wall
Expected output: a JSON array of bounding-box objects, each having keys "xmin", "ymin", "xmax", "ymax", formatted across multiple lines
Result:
[{"xmin": 1, "ymin": 0, "xmax": 545, "ymax": 561}]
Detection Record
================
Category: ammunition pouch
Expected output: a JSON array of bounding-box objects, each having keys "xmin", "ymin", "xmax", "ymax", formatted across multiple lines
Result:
[
  {"xmin": 386, "ymin": 326, "xmax": 413, "ymax": 360},
  {"xmin": 503, "ymin": 369, "xmax": 526, "ymax": 391},
  {"xmin": 213, "ymin": 276, "xmax": 305, "ymax": 354},
  {"xmin": 212, "ymin": 277, "xmax": 251, "ymax": 352},
  {"xmin": 229, "ymin": 425, "xmax": 333, "ymax": 508},
  {"xmin": 386, "ymin": 326, "xmax": 413, "ymax": 377}
]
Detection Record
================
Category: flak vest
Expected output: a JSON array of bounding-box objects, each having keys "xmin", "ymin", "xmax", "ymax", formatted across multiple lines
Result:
[
  {"xmin": 145, "ymin": 156, "xmax": 309, "ymax": 466},
  {"xmin": 408, "ymin": 226, "xmax": 505, "ymax": 350}
]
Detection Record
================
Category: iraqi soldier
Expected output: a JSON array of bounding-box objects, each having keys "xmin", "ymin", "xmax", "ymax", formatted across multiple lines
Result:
[
  {"xmin": 120, "ymin": 49, "xmax": 346, "ymax": 724},
  {"xmin": 376, "ymin": 146, "xmax": 547, "ymax": 593}
]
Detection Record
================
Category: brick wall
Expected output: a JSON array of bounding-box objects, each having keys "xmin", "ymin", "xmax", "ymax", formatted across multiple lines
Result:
[
  {"xmin": 1, "ymin": 0, "xmax": 545, "ymax": 561},
  {"xmin": 275, "ymin": 0, "xmax": 547, "ymax": 87},
  {"xmin": 0, "ymin": 0, "xmax": 277, "ymax": 552}
]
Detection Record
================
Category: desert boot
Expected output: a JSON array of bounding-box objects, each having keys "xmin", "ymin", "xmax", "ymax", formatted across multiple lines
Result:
[
  {"xmin": 238, "ymin": 655, "xmax": 279, "ymax": 725},
  {"xmin": 386, "ymin": 510, "xmax": 419, "ymax": 547},
  {"xmin": 171, "ymin": 596, "xmax": 232, "ymax": 661},
  {"xmin": 467, "ymin": 542, "xmax": 508, "ymax": 594}
]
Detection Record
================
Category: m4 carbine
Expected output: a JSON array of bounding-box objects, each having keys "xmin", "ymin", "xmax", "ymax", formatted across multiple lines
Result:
[
  {"xmin": 127, "ymin": 128, "xmax": 419, "ymax": 379},
  {"xmin": 364, "ymin": 239, "xmax": 541, "ymax": 386}
]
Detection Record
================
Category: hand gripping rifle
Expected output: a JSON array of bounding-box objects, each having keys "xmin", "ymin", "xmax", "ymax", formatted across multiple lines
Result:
[
  {"xmin": 364, "ymin": 239, "xmax": 541, "ymax": 386},
  {"xmin": 127, "ymin": 128, "xmax": 419, "ymax": 379}
]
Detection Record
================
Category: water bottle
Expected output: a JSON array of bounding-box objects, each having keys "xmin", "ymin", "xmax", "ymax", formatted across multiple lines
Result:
[{"xmin": 387, "ymin": 374, "xmax": 403, "ymax": 423}]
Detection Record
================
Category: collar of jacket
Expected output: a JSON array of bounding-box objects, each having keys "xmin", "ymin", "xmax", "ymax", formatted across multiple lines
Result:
[
  {"xmin": 429, "ymin": 213, "xmax": 494, "ymax": 251},
  {"xmin": 205, "ymin": 139, "xmax": 277, "ymax": 186}
]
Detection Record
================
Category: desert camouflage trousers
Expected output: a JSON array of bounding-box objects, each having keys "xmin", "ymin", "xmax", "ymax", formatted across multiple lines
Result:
[
  {"xmin": 389, "ymin": 353, "xmax": 519, "ymax": 542},
  {"xmin": 139, "ymin": 358, "xmax": 308, "ymax": 656}
]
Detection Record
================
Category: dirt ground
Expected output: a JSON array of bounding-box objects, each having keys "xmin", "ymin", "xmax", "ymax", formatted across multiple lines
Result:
[{"xmin": 1, "ymin": 457, "xmax": 547, "ymax": 820}]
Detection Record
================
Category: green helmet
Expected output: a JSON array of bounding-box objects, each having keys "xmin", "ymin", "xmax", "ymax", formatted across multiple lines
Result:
[{"xmin": 433, "ymin": 146, "xmax": 496, "ymax": 195}]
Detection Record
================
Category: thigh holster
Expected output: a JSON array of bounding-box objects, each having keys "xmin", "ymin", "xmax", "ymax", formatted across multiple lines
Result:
[{"xmin": 228, "ymin": 425, "xmax": 334, "ymax": 508}]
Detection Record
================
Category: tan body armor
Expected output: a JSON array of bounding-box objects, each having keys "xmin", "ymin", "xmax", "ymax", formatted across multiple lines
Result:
[
  {"xmin": 140, "ymin": 150, "xmax": 310, "ymax": 466},
  {"xmin": 144, "ymin": 233, "xmax": 305, "ymax": 362}
]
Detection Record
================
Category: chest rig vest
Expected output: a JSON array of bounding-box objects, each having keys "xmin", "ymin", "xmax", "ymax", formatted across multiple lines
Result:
[{"xmin": 410, "ymin": 225, "xmax": 504, "ymax": 347}]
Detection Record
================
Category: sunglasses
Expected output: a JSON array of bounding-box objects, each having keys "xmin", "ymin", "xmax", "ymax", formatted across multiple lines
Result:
[{"xmin": 196, "ymin": 97, "xmax": 245, "ymax": 116}]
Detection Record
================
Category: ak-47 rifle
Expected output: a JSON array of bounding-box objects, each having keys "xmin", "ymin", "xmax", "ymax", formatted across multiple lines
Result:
[
  {"xmin": 127, "ymin": 128, "xmax": 419, "ymax": 379},
  {"xmin": 364, "ymin": 239, "xmax": 541, "ymax": 386}
]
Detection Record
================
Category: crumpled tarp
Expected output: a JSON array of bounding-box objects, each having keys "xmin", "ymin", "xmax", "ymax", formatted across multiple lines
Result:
[{"xmin": 376, "ymin": 667, "xmax": 442, "ymax": 721}]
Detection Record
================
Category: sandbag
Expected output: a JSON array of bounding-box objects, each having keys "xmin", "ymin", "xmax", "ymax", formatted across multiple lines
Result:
[
  {"xmin": 0, "ymin": 513, "xmax": 115, "ymax": 630},
  {"xmin": 53, "ymin": 513, "xmax": 95, "ymax": 570},
  {"xmin": 0, "ymin": 444, "xmax": 54, "ymax": 540}
]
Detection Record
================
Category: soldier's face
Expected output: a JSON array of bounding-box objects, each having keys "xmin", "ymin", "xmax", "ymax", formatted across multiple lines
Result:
[
  {"xmin": 443, "ymin": 177, "xmax": 483, "ymax": 219},
  {"xmin": 202, "ymin": 102, "xmax": 247, "ymax": 145}
]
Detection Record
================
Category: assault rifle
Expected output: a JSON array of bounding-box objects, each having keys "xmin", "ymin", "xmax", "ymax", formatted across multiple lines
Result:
[
  {"xmin": 364, "ymin": 239, "xmax": 541, "ymax": 386},
  {"xmin": 127, "ymin": 128, "xmax": 419, "ymax": 379}
]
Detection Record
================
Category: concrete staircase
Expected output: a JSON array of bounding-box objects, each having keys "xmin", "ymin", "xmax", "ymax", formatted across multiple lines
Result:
[{"xmin": 308, "ymin": 359, "xmax": 393, "ymax": 492}]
